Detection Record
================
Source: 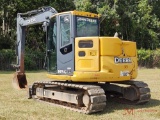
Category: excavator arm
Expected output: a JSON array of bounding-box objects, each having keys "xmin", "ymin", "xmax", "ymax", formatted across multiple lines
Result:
[{"xmin": 13, "ymin": 6, "xmax": 57, "ymax": 89}]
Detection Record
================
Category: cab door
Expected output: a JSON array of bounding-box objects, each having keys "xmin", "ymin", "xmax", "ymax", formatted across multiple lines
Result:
[{"xmin": 56, "ymin": 13, "xmax": 74, "ymax": 75}]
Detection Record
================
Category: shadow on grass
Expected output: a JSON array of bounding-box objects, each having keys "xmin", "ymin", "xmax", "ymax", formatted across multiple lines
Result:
[{"xmin": 95, "ymin": 98, "xmax": 160, "ymax": 115}]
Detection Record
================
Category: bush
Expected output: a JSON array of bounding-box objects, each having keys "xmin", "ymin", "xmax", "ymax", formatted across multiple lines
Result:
[
  {"xmin": 152, "ymin": 49, "xmax": 160, "ymax": 67},
  {"xmin": 137, "ymin": 49, "xmax": 160, "ymax": 68},
  {"xmin": 137, "ymin": 49, "xmax": 153, "ymax": 68},
  {"xmin": 0, "ymin": 49, "xmax": 45, "ymax": 71},
  {"xmin": 0, "ymin": 49, "xmax": 16, "ymax": 70},
  {"xmin": 24, "ymin": 50, "xmax": 45, "ymax": 70}
]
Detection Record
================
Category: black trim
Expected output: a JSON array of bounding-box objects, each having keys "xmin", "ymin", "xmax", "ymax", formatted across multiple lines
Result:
[
  {"xmin": 78, "ymin": 51, "xmax": 86, "ymax": 57},
  {"xmin": 79, "ymin": 40, "xmax": 93, "ymax": 48},
  {"xmin": 60, "ymin": 44, "xmax": 72, "ymax": 55}
]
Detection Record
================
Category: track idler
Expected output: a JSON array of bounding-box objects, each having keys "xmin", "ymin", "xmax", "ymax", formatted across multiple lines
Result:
[{"xmin": 13, "ymin": 72, "xmax": 28, "ymax": 89}]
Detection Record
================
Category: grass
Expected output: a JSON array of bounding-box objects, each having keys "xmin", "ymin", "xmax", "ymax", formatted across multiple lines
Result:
[{"xmin": 0, "ymin": 69, "xmax": 160, "ymax": 120}]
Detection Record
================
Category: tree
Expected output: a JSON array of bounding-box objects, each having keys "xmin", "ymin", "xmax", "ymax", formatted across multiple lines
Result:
[
  {"xmin": 0, "ymin": 0, "xmax": 75, "ymax": 50},
  {"xmin": 0, "ymin": 0, "xmax": 160, "ymax": 50},
  {"xmin": 135, "ymin": 0, "xmax": 159, "ymax": 49},
  {"xmin": 0, "ymin": 0, "xmax": 16, "ymax": 49},
  {"xmin": 75, "ymin": 0, "xmax": 160, "ymax": 49}
]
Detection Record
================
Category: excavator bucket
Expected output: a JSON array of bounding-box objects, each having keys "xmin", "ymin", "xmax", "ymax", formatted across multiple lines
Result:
[{"xmin": 13, "ymin": 72, "xmax": 28, "ymax": 89}]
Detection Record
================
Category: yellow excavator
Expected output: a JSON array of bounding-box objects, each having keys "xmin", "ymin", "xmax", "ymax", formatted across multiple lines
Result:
[{"xmin": 13, "ymin": 6, "xmax": 150, "ymax": 114}]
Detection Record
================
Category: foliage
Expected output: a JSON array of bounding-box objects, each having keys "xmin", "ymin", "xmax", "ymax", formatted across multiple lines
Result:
[
  {"xmin": 0, "ymin": 49, "xmax": 45, "ymax": 70},
  {"xmin": 0, "ymin": 49, "xmax": 15, "ymax": 70},
  {"xmin": 0, "ymin": 0, "xmax": 160, "ymax": 50},
  {"xmin": 152, "ymin": 49, "xmax": 160, "ymax": 67},
  {"xmin": 24, "ymin": 48, "xmax": 45, "ymax": 70},
  {"xmin": 75, "ymin": 0, "xmax": 160, "ymax": 49},
  {"xmin": 137, "ymin": 49, "xmax": 153, "ymax": 68},
  {"xmin": 0, "ymin": 0, "xmax": 75, "ymax": 51},
  {"xmin": 0, "ymin": 49, "xmax": 15, "ymax": 59},
  {"xmin": 137, "ymin": 49, "xmax": 160, "ymax": 68}
]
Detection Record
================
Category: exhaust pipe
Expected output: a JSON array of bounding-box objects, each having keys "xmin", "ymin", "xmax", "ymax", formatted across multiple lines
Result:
[{"xmin": 13, "ymin": 72, "xmax": 28, "ymax": 89}]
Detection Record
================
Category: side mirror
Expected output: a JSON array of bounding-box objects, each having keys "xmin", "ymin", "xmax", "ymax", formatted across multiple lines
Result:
[{"xmin": 42, "ymin": 22, "xmax": 48, "ymax": 32}]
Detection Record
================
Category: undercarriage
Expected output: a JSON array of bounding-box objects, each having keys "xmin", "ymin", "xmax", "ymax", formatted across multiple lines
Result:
[{"xmin": 28, "ymin": 80, "xmax": 150, "ymax": 114}]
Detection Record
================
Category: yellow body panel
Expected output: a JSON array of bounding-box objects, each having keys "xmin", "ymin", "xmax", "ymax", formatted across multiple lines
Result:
[
  {"xmin": 47, "ymin": 37, "xmax": 138, "ymax": 82},
  {"xmin": 75, "ymin": 37, "xmax": 99, "ymax": 71},
  {"xmin": 122, "ymin": 41, "xmax": 136, "ymax": 57},
  {"xmin": 100, "ymin": 37, "xmax": 122, "ymax": 56}
]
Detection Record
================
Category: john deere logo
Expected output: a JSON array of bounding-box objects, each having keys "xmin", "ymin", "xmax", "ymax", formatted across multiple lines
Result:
[{"xmin": 114, "ymin": 57, "xmax": 131, "ymax": 63}]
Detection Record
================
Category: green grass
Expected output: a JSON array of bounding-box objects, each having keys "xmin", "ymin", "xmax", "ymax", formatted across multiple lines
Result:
[{"xmin": 0, "ymin": 69, "xmax": 160, "ymax": 120}]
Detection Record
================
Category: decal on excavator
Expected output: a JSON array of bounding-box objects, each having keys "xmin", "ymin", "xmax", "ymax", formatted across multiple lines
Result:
[
  {"xmin": 120, "ymin": 71, "xmax": 130, "ymax": 76},
  {"xmin": 114, "ymin": 57, "xmax": 131, "ymax": 63},
  {"xmin": 27, "ymin": 18, "xmax": 36, "ymax": 23},
  {"xmin": 58, "ymin": 67, "xmax": 72, "ymax": 74}
]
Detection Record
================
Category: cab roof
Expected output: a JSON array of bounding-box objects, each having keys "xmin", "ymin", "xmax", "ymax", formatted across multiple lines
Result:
[{"xmin": 51, "ymin": 10, "xmax": 100, "ymax": 18}]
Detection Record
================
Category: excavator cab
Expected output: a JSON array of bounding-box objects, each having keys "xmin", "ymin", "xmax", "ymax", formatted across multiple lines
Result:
[{"xmin": 47, "ymin": 11, "xmax": 99, "ymax": 74}]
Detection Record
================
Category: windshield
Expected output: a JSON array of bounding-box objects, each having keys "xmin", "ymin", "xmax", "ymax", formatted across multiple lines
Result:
[{"xmin": 76, "ymin": 16, "xmax": 99, "ymax": 37}]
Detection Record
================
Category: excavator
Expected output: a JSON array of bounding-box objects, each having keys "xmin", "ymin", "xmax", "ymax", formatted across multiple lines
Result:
[{"xmin": 13, "ymin": 6, "xmax": 151, "ymax": 114}]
